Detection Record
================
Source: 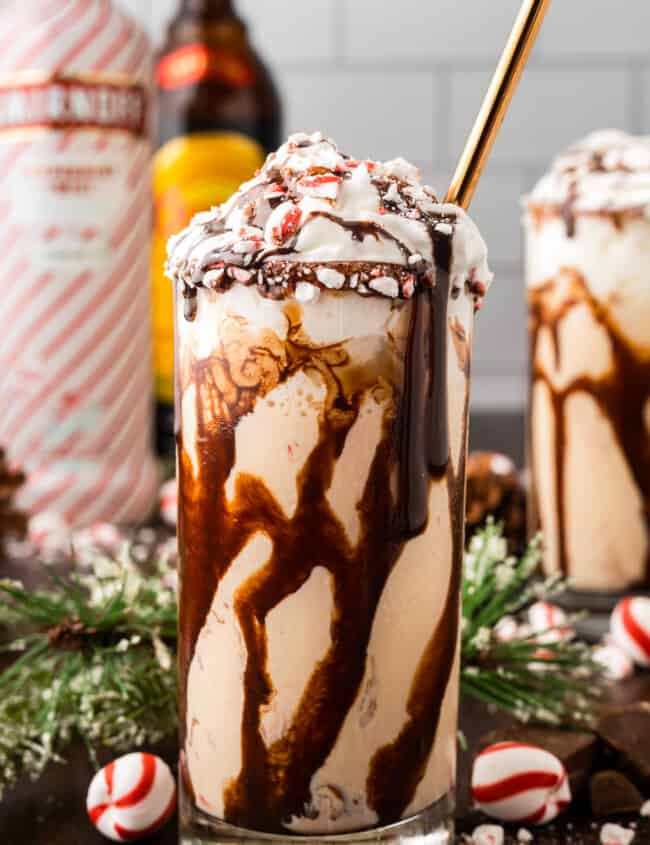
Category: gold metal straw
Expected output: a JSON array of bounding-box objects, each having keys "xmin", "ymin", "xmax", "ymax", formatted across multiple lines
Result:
[{"xmin": 445, "ymin": 0, "xmax": 552, "ymax": 210}]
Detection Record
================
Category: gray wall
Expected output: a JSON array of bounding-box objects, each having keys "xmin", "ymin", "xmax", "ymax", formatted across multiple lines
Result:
[{"xmin": 9, "ymin": 1, "xmax": 650, "ymax": 410}]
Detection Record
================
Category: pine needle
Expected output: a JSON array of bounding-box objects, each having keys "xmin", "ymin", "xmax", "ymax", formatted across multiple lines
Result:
[
  {"xmin": 0, "ymin": 546, "xmax": 177, "ymax": 797},
  {"xmin": 461, "ymin": 519, "xmax": 602, "ymax": 728}
]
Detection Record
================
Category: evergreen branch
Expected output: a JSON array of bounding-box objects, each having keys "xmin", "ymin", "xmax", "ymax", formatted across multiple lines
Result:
[
  {"xmin": 0, "ymin": 547, "xmax": 178, "ymax": 797},
  {"xmin": 0, "ymin": 520, "xmax": 603, "ymax": 798},
  {"xmin": 461, "ymin": 519, "xmax": 602, "ymax": 728}
]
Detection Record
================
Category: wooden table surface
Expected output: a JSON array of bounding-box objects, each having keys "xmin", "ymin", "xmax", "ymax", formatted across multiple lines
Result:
[{"xmin": 2, "ymin": 413, "xmax": 649, "ymax": 844}]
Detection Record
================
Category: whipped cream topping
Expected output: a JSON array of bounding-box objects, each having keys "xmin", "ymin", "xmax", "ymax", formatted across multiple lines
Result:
[
  {"xmin": 166, "ymin": 132, "xmax": 491, "ymax": 303},
  {"xmin": 528, "ymin": 130, "xmax": 650, "ymax": 214}
]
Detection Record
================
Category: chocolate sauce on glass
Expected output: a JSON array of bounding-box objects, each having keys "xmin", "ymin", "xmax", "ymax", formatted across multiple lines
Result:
[
  {"xmin": 182, "ymin": 284, "xmax": 198, "ymax": 321},
  {"xmin": 176, "ymin": 218, "xmax": 469, "ymax": 832},
  {"xmin": 529, "ymin": 268, "xmax": 650, "ymax": 582}
]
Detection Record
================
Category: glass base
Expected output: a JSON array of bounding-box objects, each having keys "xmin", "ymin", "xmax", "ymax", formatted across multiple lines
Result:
[{"xmin": 180, "ymin": 787, "xmax": 454, "ymax": 845}]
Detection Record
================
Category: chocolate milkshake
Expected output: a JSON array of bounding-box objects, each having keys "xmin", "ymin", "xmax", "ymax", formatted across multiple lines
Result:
[
  {"xmin": 167, "ymin": 133, "xmax": 492, "ymax": 841},
  {"xmin": 525, "ymin": 131, "xmax": 650, "ymax": 595}
]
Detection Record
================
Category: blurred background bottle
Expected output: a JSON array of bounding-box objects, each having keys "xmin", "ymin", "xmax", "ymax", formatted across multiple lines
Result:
[
  {"xmin": 0, "ymin": 0, "xmax": 158, "ymax": 528},
  {"xmin": 152, "ymin": 0, "xmax": 282, "ymax": 456}
]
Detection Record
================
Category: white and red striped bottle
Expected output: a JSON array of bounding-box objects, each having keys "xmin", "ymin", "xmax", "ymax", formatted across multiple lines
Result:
[{"xmin": 0, "ymin": 0, "xmax": 158, "ymax": 526}]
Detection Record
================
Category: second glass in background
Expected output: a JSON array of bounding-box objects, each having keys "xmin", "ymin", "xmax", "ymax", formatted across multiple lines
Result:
[{"xmin": 525, "ymin": 131, "xmax": 650, "ymax": 605}]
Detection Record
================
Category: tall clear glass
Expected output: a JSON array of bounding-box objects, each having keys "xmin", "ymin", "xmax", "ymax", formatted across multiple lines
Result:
[
  {"xmin": 175, "ymin": 261, "xmax": 474, "ymax": 844},
  {"xmin": 525, "ymin": 201, "xmax": 650, "ymax": 603}
]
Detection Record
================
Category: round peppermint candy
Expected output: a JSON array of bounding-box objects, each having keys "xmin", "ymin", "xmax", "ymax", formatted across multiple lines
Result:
[
  {"xmin": 87, "ymin": 753, "xmax": 176, "ymax": 842},
  {"xmin": 610, "ymin": 597, "xmax": 650, "ymax": 667},
  {"xmin": 527, "ymin": 601, "xmax": 572, "ymax": 643},
  {"xmin": 472, "ymin": 741, "xmax": 571, "ymax": 825},
  {"xmin": 593, "ymin": 641, "xmax": 635, "ymax": 681},
  {"xmin": 494, "ymin": 615, "xmax": 520, "ymax": 643}
]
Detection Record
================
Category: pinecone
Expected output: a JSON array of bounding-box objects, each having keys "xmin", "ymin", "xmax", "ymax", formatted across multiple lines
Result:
[
  {"xmin": 466, "ymin": 451, "xmax": 527, "ymax": 553},
  {"xmin": 0, "ymin": 447, "xmax": 27, "ymax": 549}
]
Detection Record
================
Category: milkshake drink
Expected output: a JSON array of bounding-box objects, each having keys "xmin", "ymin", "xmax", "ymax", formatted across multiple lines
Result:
[
  {"xmin": 167, "ymin": 133, "xmax": 492, "ymax": 840},
  {"xmin": 525, "ymin": 131, "xmax": 650, "ymax": 594}
]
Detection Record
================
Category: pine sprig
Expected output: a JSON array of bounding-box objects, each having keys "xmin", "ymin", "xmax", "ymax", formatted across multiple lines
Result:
[
  {"xmin": 0, "ymin": 522, "xmax": 603, "ymax": 798},
  {"xmin": 461, "ymin": 519, "xmax": 601, "ymax": 727},
  {"xmin": 0, "ymin": 547, "xmax": 178, "ymax": 796}
]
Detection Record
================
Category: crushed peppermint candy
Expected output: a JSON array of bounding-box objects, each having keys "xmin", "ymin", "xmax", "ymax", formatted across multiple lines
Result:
[
  {"xmin": 297, "ymin": 173, "xmax": 342, "ymax": 201},
  {"xmin": 316, "ymin": 267, "xmax": 346, "ymax": 290},
  {"xmin": 369, "ymin": 276, "xmax": 400, "ymax": 298},
  {"xmin": 384, "ymin": 182, "xmax": 402, "ymax": 205},
  {"xmin": 269, "ymin": 203, "xmax": 302, "ymax": 244},
  {"xmin": 517, "ymin": 830, "xmax": 534, "ymax": 843},
  {"xmin": 600, "ymin": 823, "xmax": 635, "ymax": 844},
  {"xmin": 471, "ymin": 824, "xmax": 504, "ymax": 845},
  {"xmin": 165, "ymin": 132, "xmax": 492, "ymax": 306},
  {"xmin": 402, "ymin": 275, "xmax": 416, "ymax": 298}
]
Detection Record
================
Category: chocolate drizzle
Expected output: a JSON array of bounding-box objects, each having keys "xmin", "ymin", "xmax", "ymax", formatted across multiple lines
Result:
[
  {"xmin": 526, "ymin": 132, "xmax": 650, "ymax": 238},
  {"xmin": 529, "ymin": 269, "xmax": 650, "ymax": 583},
  {"xmin": 165, "ymin": 133, "xmax": 492, "ymax": 308},
  {"xmin": 364, "ymin": 230, "xmax": 464, "ymax": 821},
  {"xmin": 187, "ymin": 207, "xmax": 435, "ymax": 302},
  {"xmin": 398, "ymin": 231, "xmax": 451, "ymax": 536},
  {"xmin": 182, "ymin": 284, "xmax": 198, "ymax": 321},
  {"xmin": 559, "ymin": 180, "xmax": 578, "ymax": 239},
  {"xmin": 308, "ymin": 211, "xmax": 415, "ymax": 261},
  {"xmin": 177, "ymin": 224, "xmax": 469, "ymax": 832}
]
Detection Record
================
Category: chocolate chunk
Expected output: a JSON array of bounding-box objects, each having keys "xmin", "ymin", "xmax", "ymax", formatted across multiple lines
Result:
[
  {"xmin": 597, "ymin": 703, "xmax": 650, "ymax": 786},
  {"xmin": 590, "ymin": 770, "xmax": 643, "ymax": 817},
  {"xmin": 480, "ymin": 725, "xmax": 599, "ymax": 797}
]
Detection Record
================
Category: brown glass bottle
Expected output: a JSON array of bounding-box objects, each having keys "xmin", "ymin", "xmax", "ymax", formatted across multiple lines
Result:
[{"xmin": 152, "ymin": 0, "xmax": 282, "ymax": 456}]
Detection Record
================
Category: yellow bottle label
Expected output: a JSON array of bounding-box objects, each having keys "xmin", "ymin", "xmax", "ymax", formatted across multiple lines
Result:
[{"xmin": 151, "ymin": 131, "xmax": 265, "ymax": 403}]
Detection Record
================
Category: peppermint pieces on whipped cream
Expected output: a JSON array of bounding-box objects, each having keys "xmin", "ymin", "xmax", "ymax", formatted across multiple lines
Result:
[{"xmin": 166, "ymin": 132, "xmax": 492, "ymax": 305}]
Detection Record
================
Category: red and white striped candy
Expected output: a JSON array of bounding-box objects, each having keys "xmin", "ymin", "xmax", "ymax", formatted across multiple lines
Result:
[
  {"xmin": 528, "ymin": 601, "xmax": 567, "ymax": 631},
  {"xmin": 159, "ymin": 478, "xmax": 178, "ymax": 528},
  {"xmin": 472, "ymin": 742, "xmax": 571, "ymax": 825},
  {"xmin": 593, "ymin": 641, "xmax": 635, "ymax": 681},
  {"xmin": 87, "ymin": 753, "xmax": 176, "ymax": 842},
  {"xmin": 528, "ymin": 601, "xmax": 573, "ymax": 643},
  {"xmin": 610, "ymin": 597, "xmax": 650, "ymax": 667},
  {"xmin": 494, "ymin": 615, "xmax": 520, "ymax": 643}
]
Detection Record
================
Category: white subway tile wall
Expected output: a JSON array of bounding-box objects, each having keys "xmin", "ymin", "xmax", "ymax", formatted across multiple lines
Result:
[
  {"xmin": 276, "ymin": 68, "xmax": 440, "ymax": 162},
  {"xmin": 6, "ymin": 0, "xmax": 649, "ymax": 409}
]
